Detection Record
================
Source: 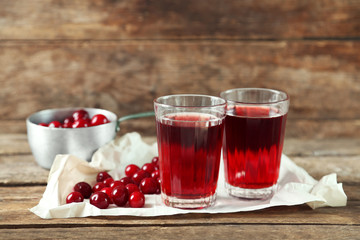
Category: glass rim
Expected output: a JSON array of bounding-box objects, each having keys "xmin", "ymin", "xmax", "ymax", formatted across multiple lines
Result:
[
  {"xmin": 220, "ymin": 88, "xmax": 290, "ymax": 105},
  {"xmin": 154, "ymin": 94, "xmax": 227, "ymax": 108}
]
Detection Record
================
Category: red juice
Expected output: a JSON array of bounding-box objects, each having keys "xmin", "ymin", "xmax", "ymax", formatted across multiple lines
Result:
[
  {"xmin": 156, "ymin": 113, "xmax": 224, "ymax": 199},
  {"xmin": 223, "ymin": 106, "xmax": 287, "ymax": 189}
]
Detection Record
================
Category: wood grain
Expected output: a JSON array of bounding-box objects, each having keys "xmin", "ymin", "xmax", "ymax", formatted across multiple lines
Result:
[
  {"xmin": 0, "ymin": 0, "xmax": 359, "ymax": 40},
  {"xmin": 0, "ymin": 186, "xmax": 359, "ymax": 226},
  {"xmin": 1, "ymin": 40, "xmax": 359, "ymax": 138},
  {"xmin": 0, "ymin": 225, "xmax": 359, "ymax": 240}
]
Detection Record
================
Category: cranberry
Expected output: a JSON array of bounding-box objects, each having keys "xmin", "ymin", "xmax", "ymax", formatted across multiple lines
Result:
[
  {"xmin": 72, "ymin": 118, "xmax": 89, "ymax": 128},
  {"xmin": 62, "ymin": 122, "xmax": 73, "ymax": 128},
  {"xmin": 132, "ymin": 170, "xmax": 151, "ymax": 186},
  {"xmin": 91, "ymin": 114, "xmax": 110, "ymax": 126},
  {"xmin": 110, "ymin": 180, "xmax": 126, "ymax": 189},
  {"xmin": 151, "ymin": 156, "xmax": 159, "ymax": 166},
  {"xmin": 125, "ymin": 164, "xmax": 140, "ymax": 178},
  {"xmin": 66, "ymin": 191, "xmax": 84, "ymax": 204},
  {"xmin": 141, "ymin": 163, "xmax": 156, "ymax": 174},
  {"xmin": 103, "ymin": 178, "xmax": 114, "ymax": 187},
  {"xmin": 73, "ymin": 182, "xmax": 92, "ymax": 198},
  {"xmin": 90, "ymin": 192, "xmax": 110, "ymax": 209},
  {"xmin": 111, "ymin": 185, "xmax": 128, "ymax": 207},
  {"xmin": 48, "ymin": 121, "xmax": 62, "ymax": 128},
  {"xmin": 129, "ymin": 191, "xmax": 145, "ymax": 208},
  {"xmin": 100, "ymin": 187, "xmax": 114, "ymax": 204},
  {"xmin": 96, "ymin": 171, "xmax": 112, "ymax": 182},
  {"xmin": 73, "ymin": 109, "xmax": 89, "ymax": 121},
  {"xmin": 151, "ymin": 170, "xmax": 160, "ymax": 179},
  {"xmin": 63, "ymin": 116, "xmax": 74, "ymax": 124},
  {"xmin": 125, "ymin": 183, "xmax": 140, "ymax": 195},
  {"xmin": 156, "ymin": 178, "xmax": 161, "ymax": 194},
  {"xmin": 92, "ymin": 182, "xmax": 106, "ymax": 193},
  {"xmin": 139, "ymin": 177, "xmax": 158, "ymax": 194},
  {"xmin": 38, "ymin": 123, "xmax": 48, "ymax": 127},
  {"xmin": 119, "ymin": 176, "xmax": 134, "ymax": 185}
]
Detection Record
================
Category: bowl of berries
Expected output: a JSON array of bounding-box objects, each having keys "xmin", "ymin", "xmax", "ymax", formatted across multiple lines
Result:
[{"xmin": 26, "ymin": 108, "xmax": 119, "ymax": 169}]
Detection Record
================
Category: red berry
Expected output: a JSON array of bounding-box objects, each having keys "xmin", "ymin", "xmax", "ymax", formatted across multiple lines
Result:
[
  {"xmin": 96, "ymin": 171, "xmax": 112, "ymax": 182},
  {"xmin": 38, "ymin": 123, "xmax": 48, "ymax": 127},
  {"xmin": 156, "ymin": 178, "xmax": 161, "ymax": 194},
  {"xmin": 151, "ymin": 156, "xmax": 159, "ymax": 166},
  {"xmin": 142, "ymin": 163, "xmax": 156, "ymax": 174},
  {"xmin": 72, "ymin": 109, "xmax": 89, "ymax": 121},
  {"xmin": 111, "ymin": 185, "xmax": 128, "ymax": 207},
  {"xmin": 125, "ymin": 183, "xmax": 140, "ymax": 195},
  {"xmin": 62, "ymin": 122, "xmax": 73, "ymax": 128},
  {"xmin": 132, "ymin": 170, "xmax": 151, "ymax": 186},
  {"xmin": 103, "ymin": 178, "xmax": 114, "ymax": 187},
  {"xmin": 129, "ymin": 191, "xmax": 145, "ymax": 208},
  {"xmin": 125, "ymin": 164, "xmax": 140, "ymax": 178},
  {"xmin": 48, "ymin": 121, "xmax": 62, "ymax": 128},
  {"xmin": 91, "ymin": 114, "xmax": 110, "ymax": 126},
  {"xmin": 90, "ymin": 192, "xmax": 110, "ymax": 209},
  {"xmin": 92, "ymin": 182, "xmax": 106, "ymax": 192},
  {"xmin": 72, "ymin": 118, "xmax": 89, "ymax": 128},
  {"xmin": 63, "ymin": 116, "xmax": 74, "ymax": 124},
  {"xmin": 100, "ymin": 187, "xmax": 114, "ymax": 204},
  {"xmin": 139, "ymin": 177, "xmax": 158, "ymax": 194},
  {"xmin": 73, "ymin": 182, "xmax": 92, "ymax": 198},
  {"xmin": 119, "ymin": 176, "xmax": 134, "ymax": 185},
  {"xmin": 110, "ymin": 180, "xmax": 126, "ymax": 189},
  {"xmin": 66, "ymin": 191, "xmax": 84, "ymax": 204},
  {"xmin": 151, "ymin": 170, "xmax": 160, "ymax": 179}
]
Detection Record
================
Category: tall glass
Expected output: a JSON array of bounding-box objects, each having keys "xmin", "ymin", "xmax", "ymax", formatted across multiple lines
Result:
[
  {"xmin": 220, "ymin": 88, "xmax": 289, "ymax": 199},
  {"xmin": 154, "ymin": 94, "xmax": 226, "ymax": 209}
]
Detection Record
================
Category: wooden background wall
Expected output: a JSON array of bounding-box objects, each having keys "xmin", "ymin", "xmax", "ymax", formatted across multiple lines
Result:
[{"xmin": 0, "ymin": 0, "xmax": 359, "ymax": 139}]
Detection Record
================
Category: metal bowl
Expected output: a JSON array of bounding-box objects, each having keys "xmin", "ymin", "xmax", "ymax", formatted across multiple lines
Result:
[{"xmin": 26, "ymin": 108, "xmax": 118, "ymax": 169}]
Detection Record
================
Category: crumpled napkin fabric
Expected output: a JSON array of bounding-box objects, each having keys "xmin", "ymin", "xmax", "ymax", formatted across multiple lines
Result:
[{"xmin": 30, "ymin": 132, "xmax": 347, "ymax": 219}]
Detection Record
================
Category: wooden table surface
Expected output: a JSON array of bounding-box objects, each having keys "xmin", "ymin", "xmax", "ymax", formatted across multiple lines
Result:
[{"xmin": 0, "ymin": 134, "xmax": 359, "ymax": 239}]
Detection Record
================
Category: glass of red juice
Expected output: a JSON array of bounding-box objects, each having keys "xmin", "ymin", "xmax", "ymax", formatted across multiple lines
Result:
[
  {"xmin": 220, "ymin": 88, "xmax": 289, "ymax": 199},
  {"xmin": 154, "ymin": 94, "xmax": 226, "ymax": 209}
]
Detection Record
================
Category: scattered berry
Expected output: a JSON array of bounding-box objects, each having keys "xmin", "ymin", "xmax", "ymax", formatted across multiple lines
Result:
[
  {"xmin": 125, "ymin": 183, "xmax": 140, "ymax": 195},
  {"xmin": 132, "ymin": 170, "xmax": 151, "ymax": 186},
  {"xmin": 96, "ymin": 171, "xmax": 112, "ymax": 182},
  {"xmin": 119, "ymin": 176, "xmax": 134, "ymax": 186},
  {"xmin": 103, "ymin": 178, "xmax": 114, "ymax": 187},
  {"xmin": 129, "ymin": 191, "xmax": 145, "ymax": 208},
  {"xmin": 139, "ymin": 177, "xmax": 158, "ymax": 194},
  {"xmin": 125, "ymin": 164, "xmax": 140, "ymax": 178},
  {"xmin": 141, "ymin": 163, "xmax": 156, "ymax": 174},
  {"xmin": 111, "ymin": 185, "xmax": 128, "ymax": 207},
  {"xmin": 90, "ymin": 192, "xmax": 110, "ymax": 209},
  {"xmin": 74, "ymin": 182, "xmax": 92, "ymax": 198},
  {"xmin": 92, "ymin": 182, "xmax": 106, "ymax": 193},
  {"xmin": 110, "ymin": 180, "xmax": 126, "ymax": 189},
  {"xmin": 151, "ymin": 170, "xmax": 160, "ymax": 179},
  {"xmin": 151, "ymin": 156, "xmax": 159, "ymax": 166},
  {"xmin": 66, "ymin": 191, "xmax": 84, "ymax": 204}
]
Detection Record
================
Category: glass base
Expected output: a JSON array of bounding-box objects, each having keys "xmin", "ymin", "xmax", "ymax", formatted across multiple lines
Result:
[
  {"xmin": 225, "ymin": 182, "xmax": 276, "ymax": 200},
  {"xmin": 161, "ymin": 192, "xmax": 216, "ymax": 209}
]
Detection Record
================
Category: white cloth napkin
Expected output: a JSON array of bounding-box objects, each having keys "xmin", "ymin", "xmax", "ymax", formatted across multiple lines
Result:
[{"xmin": 30, "ymin": 132, "xmax": 347, "ymax": 219}]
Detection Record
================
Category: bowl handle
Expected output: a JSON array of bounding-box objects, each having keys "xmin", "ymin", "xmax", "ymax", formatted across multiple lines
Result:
[{"xmin": 116, "ymin": 111, "xmax": 155, "ymax": 132}]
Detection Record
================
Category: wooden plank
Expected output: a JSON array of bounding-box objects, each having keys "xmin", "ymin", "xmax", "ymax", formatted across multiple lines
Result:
[
  {"xmin": 1, "ymin": 135, "xmax": 360, "ymax": 184},
  {"xmin": 1, "ymin": 118, "xmax": 360, "ymax": 139},
  {"xmin": 0, "ymin": 41, "xmax": 359, "ymax": 132},
  {"xmin": 0, "ymin": 0, "xmax": 359, "ymax": 40},
  {"xmin": 0, "ymin": 223, "xmax": 359, "ymax": 240},
  {"xmin": 0, "ymin": 186, "xmax": 359, "ymax": 226}
]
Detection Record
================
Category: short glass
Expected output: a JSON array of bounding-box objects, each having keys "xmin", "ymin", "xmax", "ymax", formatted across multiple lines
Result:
[
  {"xmin": 220, "ymin": 88, "xmax": 289, "ymax": 199},
  {"xmin": 154, "ymin": 94, "xmax": 226, "ymax": 209}
]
